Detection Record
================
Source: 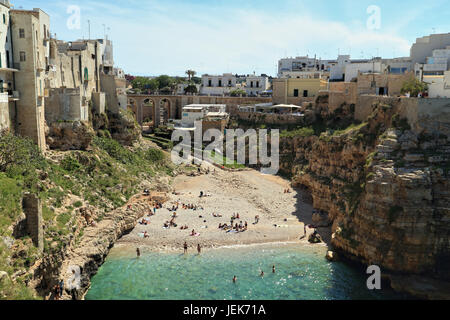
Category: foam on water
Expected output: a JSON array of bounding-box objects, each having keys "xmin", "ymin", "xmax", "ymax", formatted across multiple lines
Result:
[{"xmin": 85, "ymin": 243, "xmax": 407, "ymax": 300}]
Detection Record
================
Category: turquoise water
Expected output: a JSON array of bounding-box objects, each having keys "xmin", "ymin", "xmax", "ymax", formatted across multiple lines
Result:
[{"xmin": 85, "ymin": 243, "xmax": 406, "ymax": 300}]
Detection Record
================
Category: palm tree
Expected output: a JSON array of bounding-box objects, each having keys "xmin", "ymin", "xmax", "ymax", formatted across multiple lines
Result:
[{"xmin": 185, "ymin": 70, "xmax": 197, "ymax": 82}]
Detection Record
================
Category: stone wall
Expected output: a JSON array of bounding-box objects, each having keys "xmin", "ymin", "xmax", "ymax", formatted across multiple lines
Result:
[
  {"xmin": 92, "ymin": 92, "xmax": 106, "ymax": 114},
  {"xmin": 356, "ymin": 95, "xmax": 450, "ymax": 136},
  {"xmin": 328, "ymin": 82, "xmax": 357, "ymax": 113},
  {"xmin": 235, "ymin": 111, "xmax": 308, "ymax": 125},
  {"xmin": 357, "ymin": 72, "xmax": 414, "ymax": 96},
  {"xmin": 22, "ymin": 193, "xmax": 43, "ymax": 252},
  {"xmin": 45, "ymin": 88, "xmax": 88, "ymax": 123}
]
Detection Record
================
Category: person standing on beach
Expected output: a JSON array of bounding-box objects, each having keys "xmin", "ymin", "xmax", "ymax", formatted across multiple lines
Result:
[
  {"xmin": 136, "ymin": 248, "xmax": 140, "ymax": 257},
  {"xmin": 59, "ymin": 279, "xmax": 64, "ymax": 296},
  {"xmin": 184, "ymin": 242, "xmax": 188, "ymax": 254},
  {"xmin": 197, "ymin": 244, "xmax": 201, "ymax": 254}
]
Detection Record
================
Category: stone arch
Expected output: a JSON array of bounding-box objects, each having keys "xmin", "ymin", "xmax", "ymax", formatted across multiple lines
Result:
[{"xmin": 141, "ymin": 98, "xmax": 155, "ymax": 126}]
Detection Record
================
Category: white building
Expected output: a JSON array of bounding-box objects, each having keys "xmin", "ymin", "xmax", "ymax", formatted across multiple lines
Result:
[
  {"xmin": 245, "ymin": 75, "xmax": 269, "ymax": 96},
  {"xmin": 278, "ymin": 56, "xmax": 334, "ymax": 77},
  {"xmin": 414, "ymin": 46, "xmax": 450, "ymax": 79},
  {"xmin": 344, "ymin": 59, "xmax": 383, "ymax": 82},
  {"xmin": 177, "ymin": 104, "xmax": 227, "ymax": 128},
  {"xmin": 382, "ymin": 57, "xmax": 413, "ymax": 75},
  {"xmin": 411, "ymin": 33, "xmax": 450, "ymax": 66},
  {"xmin": 200, "ymin": 73, "xmax": 237, "ymax": 95},
  {"xmin": 425, "ymin": 71, "xmax": 450, "ymax": 98}
]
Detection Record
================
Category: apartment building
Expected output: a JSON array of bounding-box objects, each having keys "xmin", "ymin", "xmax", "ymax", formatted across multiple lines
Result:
[
  {"xmin": 0, "ymin": 0, "xmax": 13, "ymax": 131},
  {"xmin": 10, "ymin": 8, "xmax": 50, "ymax": 150},
  {"xmin": 200, "ymin": 73, "xmax": 237, "ymax": 95},
  {"xmin": 245, "ymin": 75, "xmax": 269, "ymax": 96}
]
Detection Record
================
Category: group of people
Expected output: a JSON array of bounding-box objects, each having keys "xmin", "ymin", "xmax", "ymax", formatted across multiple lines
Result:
[
  {"xmin": 183, "ymin": 242, "xmax": 202, "ymax": 254},
  {"xmin": 232, "ymin": 265, "xmax": 276, "ymax": 283},
  {"xmin": 283, "ymin": 188, "xmax": 292, "ymax": 194},
  {"xmin": 182, "ymin": 203, "xmax": 203, "ymax": 211},
  {"xmin": 220, "ymin": 220, "xmax": 248, "ymax": 232}
]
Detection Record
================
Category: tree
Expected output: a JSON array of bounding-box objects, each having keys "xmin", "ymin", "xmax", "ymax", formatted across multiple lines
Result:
[
  {"xmin": 229, "ymin": 88, "xmax": 247, "ymax": 97},
  {"xmin": 401, "ymin": 78, "xmax": 428, "ymax": 97},
  {"xmin": 184, "ymin": 84, "xmax": 198, "ymax": 95},
  {"xmin": 185, "ymin": 70, "xmax": 197, "ymax": 82},
  {"xmin": 191, "ymin": 76, "xmax": 202, "ymax": 85},
  {"xmin": 156, "ymin": 75, "xmax": 175, "ymax": 90}
]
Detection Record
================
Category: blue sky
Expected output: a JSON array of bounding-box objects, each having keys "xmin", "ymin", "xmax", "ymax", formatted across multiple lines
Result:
[{"xmin": 12, "ymin": 0, "xmax": 450, "ymax": 76}]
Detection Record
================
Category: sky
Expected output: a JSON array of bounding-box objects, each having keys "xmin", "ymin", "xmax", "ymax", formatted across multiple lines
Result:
[{"xmin": 11, "ymin": 0, "xmax": 450, "ymax": 77}]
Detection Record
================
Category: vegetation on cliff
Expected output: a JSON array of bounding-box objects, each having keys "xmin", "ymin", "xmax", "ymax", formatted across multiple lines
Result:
[{"xmin": 0, "ymin": 131, "xmax": 174, "ymax": 299}]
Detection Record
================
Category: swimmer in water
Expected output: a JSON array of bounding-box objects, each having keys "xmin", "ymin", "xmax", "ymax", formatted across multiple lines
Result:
[
  {"xmin": 233, "ymin": 276, "xmax": 237, "ymax": 283},
  {"xmin": 272, "ymin": 265, "xmax": 275, "ymax": 273},
  {"xmin": 260, "ymin": 271, "xmax": 264, "ymax": 277}
]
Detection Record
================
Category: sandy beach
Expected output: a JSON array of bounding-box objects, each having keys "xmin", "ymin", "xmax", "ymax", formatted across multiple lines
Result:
[{"xmin": 118, "ymin": 164, "xmax": 325, "ymax": 252}]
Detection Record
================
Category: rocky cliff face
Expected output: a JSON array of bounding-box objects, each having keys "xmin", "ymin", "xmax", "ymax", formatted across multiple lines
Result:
[
  {"xmin": 26, "ymin": 195, "xmax": 160, "ymax": 300},
  {"xmin": 46, "ymin": 121, "xmax": 95, "ymax": 151},
  {"xmin": 282, "ymin": 103, "xmax": 450, "ymax": 298}
]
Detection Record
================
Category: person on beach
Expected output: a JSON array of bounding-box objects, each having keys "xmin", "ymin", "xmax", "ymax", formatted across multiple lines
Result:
[
  {"xmin": 197, "ymin": 244, "xmax": 201, "ymax": 254},
  {"xmin": 136, "ymin": 248, "xmax": 140, "ymax": 257},
  {"xmin": 59, "ymin": 279, "xmax": 64, "ymax": 296},
  {"xmin": 184, "ymin": 242, "xmax": 188, "ymax": 254},
  {"xmin": 233, "ymin": 276, "xmax": 237, "ymax": 283}
]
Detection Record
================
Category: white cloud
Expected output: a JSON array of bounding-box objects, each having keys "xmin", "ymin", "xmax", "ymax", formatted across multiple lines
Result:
[{"xmin": 45, "ymin": 0, "xmax": 413, "ymax": 76}]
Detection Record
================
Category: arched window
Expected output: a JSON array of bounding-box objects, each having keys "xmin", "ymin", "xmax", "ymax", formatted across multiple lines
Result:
[{"xmin": 84, "ymin": 67, "xmax": 88, "ymax": 81}]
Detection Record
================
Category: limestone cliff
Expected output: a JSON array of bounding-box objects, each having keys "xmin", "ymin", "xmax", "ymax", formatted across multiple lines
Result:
[{"xmin": 282, "ymin": 102, "xmax": 450, "ymax": 298}]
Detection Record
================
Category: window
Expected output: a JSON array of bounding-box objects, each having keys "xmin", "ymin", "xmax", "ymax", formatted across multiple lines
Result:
[
  {"xmin": 208, "ymin": 79, "xmax": 212, "ymax": 87},
  {"xmin": 228, "ymin": 79, "xmax": 232, "ymax": 86},
  {"xmin": 303, "ymin": 90, "xmax": 308, "ymax": 97},
  {"xmin": 19, "ymin": 29, "xmax": 25, "ymax": 38},
  {"xmin": 250, "ymin": 81, "xmax": 253, "ymax": 88},
  {"xmin": 218, "ymin": 79, "xmax": 222, "ymax": 87},
  {"xmin": 293, "ymin": 89, "xmax": 299, "ymax": 97},
  {"xmin": 19, "ymin": 51, "xmax": 26, "ymax": 62},
  {"xmin": 256, "ymin": 81, "xmax": 260, "ymax": 88},
  {"xmin": 3, "ymin": 14, "xmax": 5, "ymax": 24}
]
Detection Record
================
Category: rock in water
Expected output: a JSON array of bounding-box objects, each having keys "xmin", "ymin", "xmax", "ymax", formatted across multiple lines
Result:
[{"xmin": 308, "ymin": 233, "xmax": 322, "ymax": 244}]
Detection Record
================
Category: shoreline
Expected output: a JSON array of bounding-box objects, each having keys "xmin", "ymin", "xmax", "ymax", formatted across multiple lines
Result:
[{"xmin": 116, "ymin": 164, "xmax": 330, "ymax": 256}]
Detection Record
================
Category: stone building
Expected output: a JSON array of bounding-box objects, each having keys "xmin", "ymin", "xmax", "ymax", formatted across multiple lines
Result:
[
  {"xmin": 272, "ymin": 77, "xmax": 326, "ymax": 105},
  {"xmin": 245, "ymin": 75, "xmax": 270, "ymax": 96},
  {"xmin": 356, "ymin": 72, "xmax": 414, "ymax": 96},
  {"xmin": 200, "ymin": 73, "xmax": 237, "ymax": 96},
  {"xmin": 0, "ymin": 0, "xmax": 13, "ymax": 132},
  {"xmin": 10, "ymin": 8, "xmax": 50, "ymax": 150}
]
